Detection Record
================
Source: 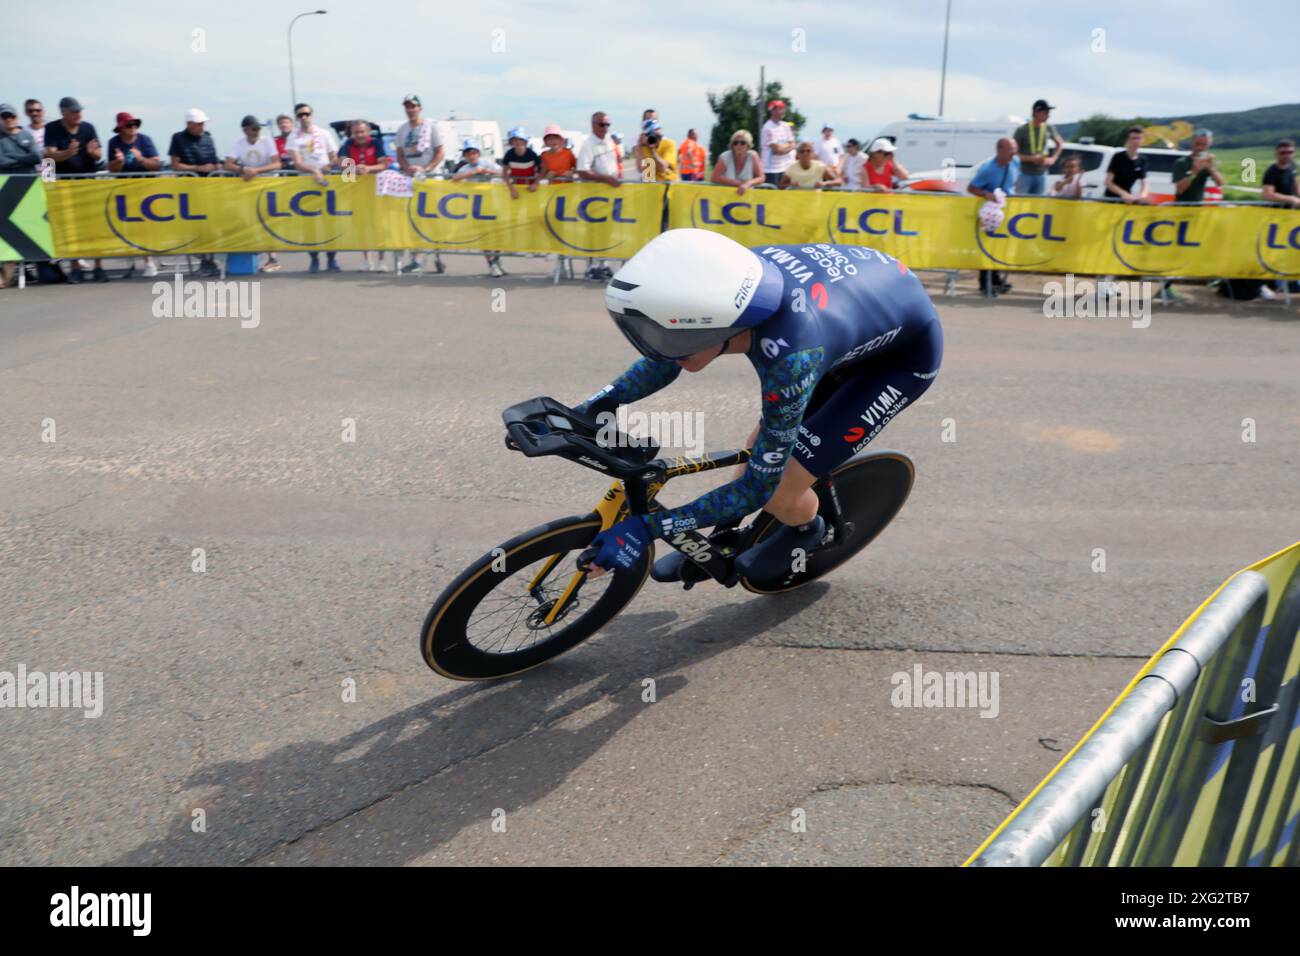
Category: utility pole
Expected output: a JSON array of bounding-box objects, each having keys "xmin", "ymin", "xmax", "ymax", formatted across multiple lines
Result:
[{"xmin": 938, "ymin": 0, "xmax": 952, "ymax": 117}]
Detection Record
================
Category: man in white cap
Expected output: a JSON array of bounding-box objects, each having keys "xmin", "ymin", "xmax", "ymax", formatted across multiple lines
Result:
[{"xmin": 168, "ymin": 108, "xmax": 222, "ymax": 276}]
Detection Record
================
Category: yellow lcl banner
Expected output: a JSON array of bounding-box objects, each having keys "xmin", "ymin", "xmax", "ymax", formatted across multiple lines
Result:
[
  {"xmin": 44, "ymin": 177, "xmax": 666, "ymax": 258},
  {"xmin": 41, "ymin": 177, "xmax": 1300, "ymax": 279},
  {"xmin": 667, "ymin": 185, "xmax": 1300, "ymax": 279}
]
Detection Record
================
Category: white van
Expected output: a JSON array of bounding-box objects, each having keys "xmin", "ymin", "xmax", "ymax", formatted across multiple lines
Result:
[
  {"xmin": 875, "ymin": 115, "xmax": 1020, "ymax": 176},
  {"xmin": 441, "ymin": 116, "xmax": 503, "ymax": 169}
]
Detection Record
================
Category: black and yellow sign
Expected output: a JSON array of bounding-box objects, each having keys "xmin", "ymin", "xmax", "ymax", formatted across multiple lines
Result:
[{"xmin": 0, "ymin": 175, "xmax": 54, "ymax": 262}]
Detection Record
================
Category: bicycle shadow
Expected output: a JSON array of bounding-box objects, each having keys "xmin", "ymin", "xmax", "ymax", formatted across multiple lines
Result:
[{"xmin": 105, "ymin": 581, "xmax": 829, "ymax": 865}]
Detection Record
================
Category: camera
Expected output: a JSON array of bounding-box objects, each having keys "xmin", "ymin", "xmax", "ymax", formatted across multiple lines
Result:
[{"xmin": 646, "ymin": 133, "xmax": 660, "ymax": 146}]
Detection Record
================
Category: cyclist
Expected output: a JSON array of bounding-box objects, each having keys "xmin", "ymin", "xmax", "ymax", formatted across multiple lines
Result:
[{"xmin": 579, "ymin": 228, "xmax": 943, "ymax": 583}]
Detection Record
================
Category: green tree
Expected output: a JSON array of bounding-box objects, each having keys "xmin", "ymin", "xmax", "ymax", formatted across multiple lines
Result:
[
  {"xmin": 706, "ymin": 81, "xmax": 805, "ymax": 167},
  {"xmin": 1074, "ymin": 113, "xmax": 1154, "ymax": 147}
]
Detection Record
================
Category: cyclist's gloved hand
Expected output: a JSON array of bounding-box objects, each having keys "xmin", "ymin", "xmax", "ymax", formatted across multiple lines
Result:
[{"xmin": 588, "ymin": 514, "xmax": 654, "ymax": 572}]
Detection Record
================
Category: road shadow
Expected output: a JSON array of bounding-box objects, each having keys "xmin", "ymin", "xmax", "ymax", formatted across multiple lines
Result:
[{"xmin": 106, "ymin": 581, "xmax": 829, "ymax": 865}]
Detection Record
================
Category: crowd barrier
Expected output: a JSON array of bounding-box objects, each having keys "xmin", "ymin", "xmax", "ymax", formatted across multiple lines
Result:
[
  {"xmin": 967, "ymin": 540, "xmax": 1300, "ymax": 867},
  {"xmin": 7, "ymin": 173, "xmax": 1300, "ymax": 281}
]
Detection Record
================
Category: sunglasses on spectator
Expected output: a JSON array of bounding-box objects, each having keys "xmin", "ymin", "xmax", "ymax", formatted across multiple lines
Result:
[
  {"xmin": 297, "ymin": 111, "xmax": 312, "ymax": 118},
  {"xmin": 595, "ymin": 121, "xmax": 610, "ymax": 127},
  {"xmin": 0, "ymin": 112, "xmax": 15, "ymax": 119},
  {"xmin": 27, "ymin": 107, "xmax": 42, "ymax": 114},
  {"xmin": 1280, "ymin": 148, "xmax": 1296, "ymax": 154}
]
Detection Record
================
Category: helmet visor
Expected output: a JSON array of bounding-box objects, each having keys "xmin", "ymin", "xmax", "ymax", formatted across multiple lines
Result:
[{"xmin": 609, "ymin": 310, "xmax": 738, "ymax": 362}]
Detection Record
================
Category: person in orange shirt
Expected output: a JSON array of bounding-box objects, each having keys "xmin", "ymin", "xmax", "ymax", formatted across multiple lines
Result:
[
  {"xmin": 539, "ymin": 124, "xmax": 576, "ymax": 182},
  {"xmin": 678, "ymin": 128, "xmax": 707, "ymax": 181}
]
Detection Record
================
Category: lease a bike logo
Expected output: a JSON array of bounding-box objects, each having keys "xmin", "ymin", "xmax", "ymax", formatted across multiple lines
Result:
[
  {"xmin": 690, "ymin": 198, "xmax": 782, "ymax": 232},
  {"xmin": 407, "ymin": 187, "xmax": 498, "ymax": 246},
  {"xmin": 257, "ymin": 184, "xmax": 352, "ymax": 247},
  {"xmin": 976, "ymin": 207, "xmax": 1068, "ymax": 268},
  {"xmin": 1110, "ymin": 211, "xmax": 1201, "ymax": 274},
  {"xmin": 105, "ymin": 187, "xmax": 207, "ymax": 253},
  {"xmin": 1256, "ymin": 219, "xmax": 1300, "ymax": 277},
  {"xmin": 543, "ymin": 191, "xmax": 635, "ymax": 253},
  {"xmin": 826, "ymin": 205, "xmax": 920, "ymax": 242}
]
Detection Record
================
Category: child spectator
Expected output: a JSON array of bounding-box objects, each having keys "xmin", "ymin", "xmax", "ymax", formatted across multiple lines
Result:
[
  {"xmin": 451, "ymin": 141, "xmax": 506, "ymax": 278},
  {"xmin": 500, "ymin": 126, "xmax": 541, "ymax": 198},
  {"xmin": 539, "ymin": 125, "xmax": 576, "ymax": 182}
]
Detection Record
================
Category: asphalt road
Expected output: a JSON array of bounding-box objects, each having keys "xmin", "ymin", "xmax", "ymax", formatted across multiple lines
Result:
[{"xmin": 1, "ymin": 253, "xmax": 1297, "ymax": 865}]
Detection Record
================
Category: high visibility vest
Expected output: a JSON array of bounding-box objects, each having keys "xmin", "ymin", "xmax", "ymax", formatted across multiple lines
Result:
[{"xmin": 679, "ymin": 139, "xmax": 706, "ymax": 178}]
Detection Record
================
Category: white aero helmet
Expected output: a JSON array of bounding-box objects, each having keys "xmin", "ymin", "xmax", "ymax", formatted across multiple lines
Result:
[{"xmin": 605, "ymin": 228, "xmax": 785, "ymax": 361}]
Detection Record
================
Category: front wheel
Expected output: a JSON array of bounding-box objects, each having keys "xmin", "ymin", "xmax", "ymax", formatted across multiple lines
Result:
[
  {"xmin": 740, "ymin": 450, "xmax": 915, "ymax": 594},
  {"xmin": 421, "ymin": 514, "xmax": 651, "ymax": 680}
]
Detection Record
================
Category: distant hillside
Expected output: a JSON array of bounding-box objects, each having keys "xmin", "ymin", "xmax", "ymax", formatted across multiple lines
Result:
[{"xmin": 1057, "ymin": 103, "xmax": 1300, "ymax": 149}]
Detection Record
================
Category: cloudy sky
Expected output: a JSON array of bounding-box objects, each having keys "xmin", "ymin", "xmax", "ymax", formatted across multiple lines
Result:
[{"xmin": 10, "ymin": 0, "xmax": 1298, "ymax": 148}]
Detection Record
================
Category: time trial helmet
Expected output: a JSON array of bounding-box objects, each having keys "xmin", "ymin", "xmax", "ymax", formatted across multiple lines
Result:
[{"xmin": 604, "ymin": 228, "xmax": 784, "ymax": 361}]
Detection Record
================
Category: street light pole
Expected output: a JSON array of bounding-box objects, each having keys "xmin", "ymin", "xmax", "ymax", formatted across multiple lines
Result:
[
  {"xmin": 288, "ymin": 10, "xmax": 328, "ymax": 110},
  {"xmin": 938, "ymin": 0, "xmax": 952, "ymax": 117}
]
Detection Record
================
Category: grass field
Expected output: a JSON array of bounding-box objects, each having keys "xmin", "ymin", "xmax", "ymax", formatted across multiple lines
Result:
[{"xmin": 1211, "ymin": 145, "xmax": 1280, "ymax": 201}]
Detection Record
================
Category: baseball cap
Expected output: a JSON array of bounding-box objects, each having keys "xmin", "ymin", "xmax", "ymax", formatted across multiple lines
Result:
[
  {"xmin": 767, "ymin": 99, "xmax": 786, "ymax": 111},
  {"xmin": 58, "ymin": 96, "xmax": 83, "ymax": 112},
  {"xmin": 403, "ymin": 94, "xmax": 421, "ymax": 106},
  {"xmin": 1032, "ymin": 99, "xmax": 1054, "ymax": 112},
  {"xmin": 0, "ymin": 103, "xmax": 17, "ymax": 118},
  {"xmin": 113, "ymin": 111, "xmax": 141, "ymax": 132},
  {"xmin": 822, "ymin": 122, "xmax": 834, "ymax": 131},
  {"xmin": 868, "ymin": 137, "xmax": 896, "ymax": 153},
  {"xmin": 240, "ymin": 114, "xmax": 262, "ymax": 129},
  {"xmin": 186, "ymin": 108, "xmax": 209, "ymax": 124},
  {"xmin": 642, "ymin": 119, "xmax": 662, "ymax": 134}
]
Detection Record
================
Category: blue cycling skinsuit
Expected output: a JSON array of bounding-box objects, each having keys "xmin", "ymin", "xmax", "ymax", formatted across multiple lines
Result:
[{"xmin": 578, "ymin": 242, "xmax": 943, "ymax": 540}]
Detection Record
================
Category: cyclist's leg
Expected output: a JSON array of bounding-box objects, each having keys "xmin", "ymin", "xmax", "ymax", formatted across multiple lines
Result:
[{"xmin": 791, "ymin": 319, "xmax": 942, "ymax": 478}]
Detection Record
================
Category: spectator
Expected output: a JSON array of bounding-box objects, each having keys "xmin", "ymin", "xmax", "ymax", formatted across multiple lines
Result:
[
  {"xmin": 779, "ymin": 142, "xmax": 842, "ymax": 189},
  {"xmin": 863, "ymin": 138, "xmax": 910, "ymax": 192},
  {"xmin": 632, "ymin": 118, "xmax": 677, "ymax": 182},
  {"xmin": 609, "ymin": 131, "xmax": 625, "ymax": 179},
  {"xmin": 45, "ymin": 97, "xmax": 108, "ymax": 282},
  {"xmin": 1260, "ymin": 139, "xmax": 1300, "ymax": 299},
  {"xmin": 0, "ymin": 104, "xmax": 42, "ymax": 173},
  {"xmin": 1049, "ymin": 154, "xmax": 1085, "ymax": 199},
  {"xmin": 576, "ymin": 111, "xmax": 620, "ymax": 188},
  {"xmin": 1172, "ymin": 128, "xmax": 1224, "ymax": 203},
  {"xmin": 107, "ymin": 112, "xmax": 162, "ymax": 279},
  {"xmin": 449, "ymin": 140, "xmax": 506, "ymax": 278},
  {"xmin": 1013, "ymin": 99, "xmax": 1063, "ymax": 195},
  {"xmin": 710, "ymin": 128, "xmax": 764, "ymax": 195},
  {"xmin": 967, "ymin": 137, "xmax": 1020, "ymax": 296},
  {"xmin": 760, "ymin": 99, "xmax": 795, "ymax": 186},
  {"xmin": 576, "ymin": 112, "xmax": 621, "ymax": 279},
  {"xmin": 1104, "ymin": 126, "xmax": 1150, "ymax": 204},
  {"xmin": 167, "ymin": 107, "xmax": 222, "ymax": 278},
  {"xmin": 285, "ymin": 102, "xmax": 340, "ymax": 274},
  {"xmin": 273, "ymin": 114, "xmax": 294, "ymax": 169},
  {"xmin": 44, "ymin": 96, "xmax": 102, "ymax": 175},
  {"xmin": 538, "ymin": 125, "xmax": 576, "ymax": 182},
  {"xmin": 678, "ymin": 128, "xmax": 707, "ymax": 182},
  {"xmin": 107, "ymin": 112, "xmax": 160, "ymax": 174},
  {"xmin": 225, "ymin": 115, "xmax": 285, "ymax": 274},
  {"xmin": 337, "ymin": 120, "xmax": 390, "ymax": 272},
  {"xmin": 395, "ymin": 94, "xmax": 445, "ymax": 275},
  {"xmin": 840, "ymin": 138, "xmax": 866, "ymax": 191},
  {"xmin": 24, "ymin": 99, "xmax": 46, "ymax": 151},
  {"xmin": 814, "ymin": 123, "xmax": 843, "ymax": 173},
  {"xmin": 1261, "ymin": 139, "xmax": 1299, "ymax": 209},
  {"xmin": 500, "ymin": 126, "xmax": 541, "ymax": 198},
  {"xmin": 642, "ymin": 109, "xmax": 658, "ymax": 124}
]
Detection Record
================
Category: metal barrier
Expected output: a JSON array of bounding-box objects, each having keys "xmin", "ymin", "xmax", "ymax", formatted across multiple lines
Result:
[{"xmin": 969, "ymin": 545, "xmax": 1300, "ymax": 866}]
